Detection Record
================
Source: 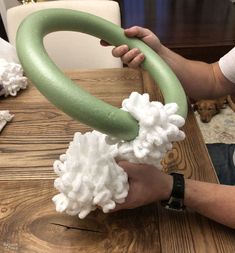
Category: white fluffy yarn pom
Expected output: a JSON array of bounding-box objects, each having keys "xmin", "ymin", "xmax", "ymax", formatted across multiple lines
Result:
[
  {"xmin": 53, "ymin": 92, "xmax": 186, "ymax": 218},
  {"xmin": 107, "ymin": 92, "xmax": 185, "ymax": 169},
  {"xmin": 52, "ymin": 131, "xmax": 129, "ymax": 219},
  {"xmin": 0, "ymin": 58, "xmax": 28, "ymax": 97}
]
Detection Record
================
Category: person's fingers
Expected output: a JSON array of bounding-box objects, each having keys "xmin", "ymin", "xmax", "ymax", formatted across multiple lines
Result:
[
  {"xmin": 118, "ymin": 160, "xmax": 135, "ymax": 172},
  {"xmin": 101, "ymin": 26, "xmax": 151, "ymax": 46},
  {"xmin": 118, "ymin": 161, "xmax": 158, "ymax": 179},
  {"xmin": 117, "ymin": 160, "xmax": 142, "ymax": 178},
  {"xmin": 112, "ymin": 46, "xmax": 144, "ymax": 67},
  {"xmin": 112, "ymin": 45, "xmax": 129, "ymax": 58},
  {"xmin": 128, "ymin": 53, "xmax": 145, "ymax": 68},
  {"xmin": 124, "ymin": 26, "xmax": 152, "ymax": 39},
  {"xmin": 121, "ymin": 48, "xmax": 141, "ymax": 65}
]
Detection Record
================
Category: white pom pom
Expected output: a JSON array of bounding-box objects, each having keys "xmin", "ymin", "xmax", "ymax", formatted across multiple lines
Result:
[
  {"xmin": 52, "ymin": 131, "xmax": 129, "ymax": 218},
  {"xmin": 0, "ymin": 58, "xmax": 28, "ymax": 97},
  {"xmin": 117, "ymin": 92, "xmax": 186, "ymax": 167}
]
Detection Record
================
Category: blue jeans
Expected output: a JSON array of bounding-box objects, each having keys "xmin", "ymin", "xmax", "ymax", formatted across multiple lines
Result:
[{"xmin": 206, "ymin": 144, "xmax": 235, "ymax": 185}]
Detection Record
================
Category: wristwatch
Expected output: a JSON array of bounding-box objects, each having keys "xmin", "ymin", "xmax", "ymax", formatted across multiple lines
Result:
[{"xmin": 161, "ymin": 173, "xmax": 185, "ymax": 211}]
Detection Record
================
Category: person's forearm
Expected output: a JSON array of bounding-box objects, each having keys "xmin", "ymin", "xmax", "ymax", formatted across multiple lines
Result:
[
  {"xmin": 158, "ymin": 45, "xmax": 234, "ymax": 100},
  {"xmin": 184, "ymin": 179, "xmax": 235, "ymax": 228}
]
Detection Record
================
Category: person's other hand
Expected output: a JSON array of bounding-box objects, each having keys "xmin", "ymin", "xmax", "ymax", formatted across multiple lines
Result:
[
  {"xmin": 113, "ymin": 161, "xmax": 173, "ymax": 211},
  {"xmin": 100, "ymin": 26, "xmax": 162, "ymax": 68}
]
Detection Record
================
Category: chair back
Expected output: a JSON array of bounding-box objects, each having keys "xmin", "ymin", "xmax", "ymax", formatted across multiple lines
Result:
[{"xmin": 7, "ymin": 1, "xmax": 122, "ymax": 70}]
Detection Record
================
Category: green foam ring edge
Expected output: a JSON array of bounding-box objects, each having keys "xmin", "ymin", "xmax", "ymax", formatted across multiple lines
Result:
[{"xmin": 16, "ymin": 9, "xmax": 188, "ymax": 141}]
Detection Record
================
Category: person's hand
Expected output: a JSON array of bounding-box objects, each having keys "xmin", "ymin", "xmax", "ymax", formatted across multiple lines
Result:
[
  {"xmin": 113, "ymin": 161, "xmax": 173, "ymax": 211},
  {"xmin": 101, "ymin": 26, "xmax": 162, "ymax": 68}
]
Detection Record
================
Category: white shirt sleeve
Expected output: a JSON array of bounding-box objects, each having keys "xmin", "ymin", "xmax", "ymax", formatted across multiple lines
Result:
[{"xmin": 218, "ymin": 47, "xmax": 235, "ymax": 84}]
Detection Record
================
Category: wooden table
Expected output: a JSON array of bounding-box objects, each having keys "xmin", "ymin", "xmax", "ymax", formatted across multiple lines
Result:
[{"xmin": 0, "ymin": 68, "xmax": 235, "ymax": 253}]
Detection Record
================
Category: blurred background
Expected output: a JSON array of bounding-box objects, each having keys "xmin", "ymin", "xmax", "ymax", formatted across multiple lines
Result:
[{"xmin": 1, "ymin": 0, "xmax": 235, "ymax": 62}]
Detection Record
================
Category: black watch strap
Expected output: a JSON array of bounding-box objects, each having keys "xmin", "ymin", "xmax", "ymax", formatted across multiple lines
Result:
[{"xmin": 161, "ymin": 173, "xmax": 185, "ymax": 211}]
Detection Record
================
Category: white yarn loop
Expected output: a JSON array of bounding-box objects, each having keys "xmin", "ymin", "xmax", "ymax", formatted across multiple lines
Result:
[{"xmin": 53, "ymin": 92, "xmax": 186, "ymax": 218}]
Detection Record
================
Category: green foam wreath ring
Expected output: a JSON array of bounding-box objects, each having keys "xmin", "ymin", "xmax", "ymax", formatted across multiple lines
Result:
[{"xmin": 16, "ymin": 9, "xmax": 188, "ymax": 141}]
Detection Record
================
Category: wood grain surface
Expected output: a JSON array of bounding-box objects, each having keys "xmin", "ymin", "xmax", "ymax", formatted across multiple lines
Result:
[{"xmin": 0, "ymin": 68, "xmax": 235, "ymax": 253}]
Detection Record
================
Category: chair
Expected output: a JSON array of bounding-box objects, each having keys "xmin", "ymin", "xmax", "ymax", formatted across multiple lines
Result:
[
  {"xmin": 0, "ymin": 0, "xmax": 21, "ymax": 31},
  {"xmin": 6, "ymin": 1, "xmax": 122, "ymax": 70}
]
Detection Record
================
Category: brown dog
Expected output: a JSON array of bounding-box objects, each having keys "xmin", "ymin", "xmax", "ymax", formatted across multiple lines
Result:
[{"xmin": 193, "ymin": 96, "xmax": 228, "ymax": 123}]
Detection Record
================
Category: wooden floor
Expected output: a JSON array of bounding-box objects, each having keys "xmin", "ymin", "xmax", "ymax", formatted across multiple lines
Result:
[{"xmin": 115, "ymin": 0, "xmax": 235, "ymax": 62}]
